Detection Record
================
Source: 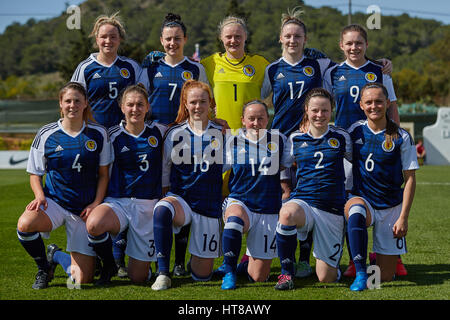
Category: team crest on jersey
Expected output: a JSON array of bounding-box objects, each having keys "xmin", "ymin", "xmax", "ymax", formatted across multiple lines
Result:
[
  {"xmin": 327, "ymin": 138, "xmax": 340, "ymax": 148},
  {"xmin": 365, "ymin": 72, "xmax": 377, "ymax": 82},
  {"xmin": 243, "ymin": 65, "xmax": 255, "ymax": 77},
  {"xmin": 85, "ymin": 140, "xmax": 97, "ymax": 151},
  {"xmin": 267, "ymin": 142, "xmax": 278, "ymax": 153},
  {"xmin": 303, "ymin": 66, "xmax": 315, "ymax": 77},
  {"xmin": 210, "ymin": 138, "xmax": 221, "ymax": 150},
  {"xmin": 120, "ymin": 68, "xmax": 130, "ymax": 79},
  {"xmin": 381, "ymin": 139, "xmax": 395, "ymax": 152},
  {"xmin": 181, "ymin": 70, "xmax": 193, "ymax": 81},
  {"xmin": 148, "ymin": 136, "xmax": 159, "ymax": 148}
]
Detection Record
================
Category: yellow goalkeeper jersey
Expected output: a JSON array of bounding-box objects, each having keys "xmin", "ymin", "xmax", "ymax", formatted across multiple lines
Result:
[{"xmin": 201, "ymin": 52, "xmax": 269, "ymax": 130}]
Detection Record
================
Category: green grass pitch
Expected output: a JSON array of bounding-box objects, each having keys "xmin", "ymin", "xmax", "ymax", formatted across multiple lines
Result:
[{"xmin": 0, "ymin": 166, "xmax": 449, "ymax": 301}]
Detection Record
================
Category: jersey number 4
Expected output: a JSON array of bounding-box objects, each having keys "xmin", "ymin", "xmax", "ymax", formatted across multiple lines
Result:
[{"xmin": 72, "ymin": 154, "xmax": 82, "ymax": 172}]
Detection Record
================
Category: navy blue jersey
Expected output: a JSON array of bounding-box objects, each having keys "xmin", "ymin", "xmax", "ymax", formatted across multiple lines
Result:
[
  {"xmin": 27, "ymin": 120, "xmax": 112, "ymax": 215},
  {"xmin": 285, "ymin": 125, "xmax": 352, "ymax": 215},
  {"xmin": 107, "ymin": 121, "xmax": 167, "ymax": 200},
  {"xmin": 72, "ymin": 53, "xmax": 142, "ymax": 128},
  {"xmin": 261, "ymin": 57, "xmax": 333, "ymax": 136},
  {"xmin": 163, "ymin": 120, "xmax": 224, "ymax": 218},
  {"xmin": 348, "ymin": 120, "xmax": 419, "ymax": 209},
  {"xmin": 226, "ymin": 129, "xmax": 290, "ymax": 215},
  {"xmin": 138, "ymin": 57, "xmax": 208, "ymax": 125},
  {"xmin": 323, "ymin": 61, "xmax": 397, "ymax": 130}
]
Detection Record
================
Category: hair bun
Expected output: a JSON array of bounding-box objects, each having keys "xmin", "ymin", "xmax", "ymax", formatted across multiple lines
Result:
[{"xmin": 165, "ymin": 13, "xmax": 181, "ymax": 22}]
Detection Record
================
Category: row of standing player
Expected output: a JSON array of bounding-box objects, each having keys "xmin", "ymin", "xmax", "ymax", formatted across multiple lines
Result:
[{"xmin": 16, "ymin": 8, "xmax": 416, "ymax": 292}]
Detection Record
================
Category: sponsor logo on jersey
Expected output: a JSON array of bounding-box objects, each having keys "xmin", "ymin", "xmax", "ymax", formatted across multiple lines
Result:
[
  {"xmin": 328, "ymin": 138, "xmax": 340, "ymax": 148},
  {"xmin": 85, "ymin": 140, "xmax": 97, "ymax": 151},
  {"xmin": 93, "ymin": 72, "xmax": 101, "ymax": 79},
  {"xmin": 303, "ymin": 66, "xmax": 315, "ymax": 77},
  {"xmin": 55, "ymin": 145, "xmax": 64, "ymax": 152},
  {"xmin": 121, "ymin": 146, "xmax": 130, "ymax": 153},
  {"xmin": 155, "ymin": 71, "xmax": 163, "ymax": 78},
  {"xmin": 381, "ymin": 139, "xmax": 395, "ymax": 152},
  {"xmin": 148, "ymin": 136, "xmax": 158, "ymax": 147},
  {"xmin": 218, "ymin": 68, "xmax": 225, "ymax": 74},
  {"xmin": 210, "ymin": 138, "xmax": 221, "ymax": 150},
  {"xmin": 365, "ymin": 72, "xmax": 377, "ymax": 82},
  {"xmin": 243, "ymin": 65, "xmax": 255, "ymax": 77},
  {"xmin": 120, "ymin": 68, "xmax": 130, "ymax": 79},
  {"xmin": 338, "ymin": 75, "xmax": 346, "ymax": 81},
  {"xmin": 267, "ymin": 142, "xmax": 278, "ymax": 153},
  {"xmin": 181, "ymin": 70, "xmax": 193, "ymax": 81}
]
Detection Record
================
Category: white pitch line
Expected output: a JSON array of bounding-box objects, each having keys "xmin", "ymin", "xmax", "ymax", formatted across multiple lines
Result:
[{"xmin": 417, "ymin": 182, "xmax": 450, "ymax": 186}]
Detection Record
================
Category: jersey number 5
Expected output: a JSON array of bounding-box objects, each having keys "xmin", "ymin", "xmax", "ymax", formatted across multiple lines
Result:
[{"xmin": 109, "ymin": 81, "xmax": 118, "ymax": 99}]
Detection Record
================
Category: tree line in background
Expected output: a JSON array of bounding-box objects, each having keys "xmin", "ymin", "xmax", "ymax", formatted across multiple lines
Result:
[{"xmin": 0, "ymin": 0, "xmax": 448, "ymax": 106}]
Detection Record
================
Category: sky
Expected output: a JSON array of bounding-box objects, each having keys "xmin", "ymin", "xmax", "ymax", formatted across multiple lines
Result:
[
  {"xmin": 0, "ymin": 0, "xmax": 449, "ymax": 34},
  {"xmin": 303, "ymin": 0, "xmax": 450, "ymax": 24}
]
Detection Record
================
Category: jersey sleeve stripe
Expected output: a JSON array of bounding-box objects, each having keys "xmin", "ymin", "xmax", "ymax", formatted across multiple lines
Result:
[
  {"xmin": 347, "ymin": 120, "xmax": 365, "ymax": 134},
  {"xmin": 71, "ymin": 56, "xmax": 93, "ymax": 83},
  {"xmin": 32, "ymin": 122, "xmax": 58, "ymax": 149}
]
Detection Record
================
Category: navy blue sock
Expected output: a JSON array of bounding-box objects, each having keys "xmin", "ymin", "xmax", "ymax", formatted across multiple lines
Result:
[
  {"xmin": 236, "ymin": 259, "xmax": 250, "ymax": 277},
  {"xmin": 112, "ymin": 229, "xmax": 127, "ymax": 262},
  {"xmin": 347, "ymin": 204, "xmax": 368, "ymax": 274},
  {"xmin": 298, "ymin": 231, "xmax": 313, "ymax": 263},
  {"xmin": 174, "ymin": 224, "xmax": 190, "ymax": 265},
  {"xmin": 53, "ymin": 250, "xmax": 72, "ymax": 276},
  {"xmin": 153, "ymin": 203, "xmax": 174, "ymax": 274},
  {"xmin": 222, "ymin": 216, "xmax": 244, "ymax": 273},
  {"xmin": 88, "ymin": 232, "xmax": 115, "ymax": 267},
  {"xmin": 276, "ymin": 223, "xmax": 297, "ymax": 275},
  {"xmin": 17, "ymin": 230, "xmax": 49, "ymax": 271}
]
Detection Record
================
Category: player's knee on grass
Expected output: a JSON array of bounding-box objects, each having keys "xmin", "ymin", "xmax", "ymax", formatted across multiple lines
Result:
[
  {"xmin": 190, "ymin": 255, "xmax": 214, "ymax": 280},
  {"xmin": 248, "ymin": 267, "xmax": 270, "ymax": 282},
  {"xmin": 377, "ymin": 254, "xmax": 397, "ymax": 282},
  {"xmin": 70, "ymin": 253, "xmax": 95, "ymax": 284},
  {"xmin": 128, "ymin": 259, "xmax": 151, "ymax": 284}
]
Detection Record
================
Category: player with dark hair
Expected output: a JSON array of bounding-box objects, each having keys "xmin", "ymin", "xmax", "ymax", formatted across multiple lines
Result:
[
  {"xmin": 345, "ymin": 83, "xmax": 418, "ymax": 291},
  {"xmin": 274, "ymin": 88, "xmax": 352, "ymax": 290},
  {"xmin": 220, "ymin": 100, "xmax": 290, "ymax": 290},
  {"xmin": 324, "ymin": 24, "xmax": 399, "ymax": 130},
  {"xmin": 84, "ymin": 84, "xmax": 167, "ymax": 285},
  {"xmin": 139, "ymin": 13, "xmax": 211, "ymax": 277},
  {"xmin": 17, "ymin": 82, "xmax": 111, "ymax": 289},
  {"xmin": 139, "ymin": 13, "xmax": 209, "ymax": 125},
  {"xmin": 323, "ymin": 24, "xmax": 405, "ymax": 277}
]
